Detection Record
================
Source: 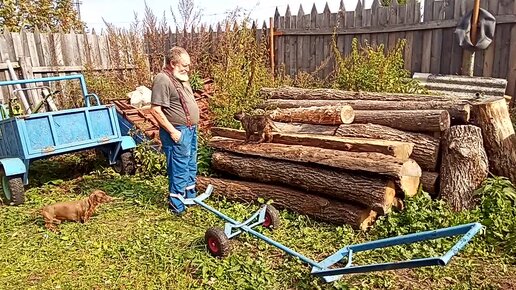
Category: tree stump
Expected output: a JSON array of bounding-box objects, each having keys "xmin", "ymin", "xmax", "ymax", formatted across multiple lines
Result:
[
  {"xmin": 472, "ymin": 97, "xmax": 516, "ymax": 184},
  {"xmin": 439, "ymin": 125, "xmax": 488, "ymax": 211}
]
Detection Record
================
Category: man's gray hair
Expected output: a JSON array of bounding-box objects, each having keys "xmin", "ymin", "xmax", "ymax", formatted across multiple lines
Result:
[{"xmin": 165, "ymin": 46, "xmax": 189, "ymax": 66}]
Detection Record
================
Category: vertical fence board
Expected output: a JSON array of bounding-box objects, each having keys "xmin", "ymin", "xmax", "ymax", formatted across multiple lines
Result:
[
  {"xmin": 430, "ymin": 1, "xmax": 443, "ymax": 74},
  {"xmin": 284, "ymin": 8, "xmax": 292, "ymax": 76}
]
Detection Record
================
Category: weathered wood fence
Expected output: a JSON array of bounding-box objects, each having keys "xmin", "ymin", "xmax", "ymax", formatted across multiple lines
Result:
[
  {"xmin": 1, "ymin": 0, "xmax": 516, "ymax": 104},
  {"xmin": 0, "ymin": 28, "xmax": 143, "ymax": 104},
  {"xmin": 157, "ymin": 0, "xmax": 516, "ymax": 100},
  {"xmin": 272, "ymin": 0, "xmax": 516, "ymax": 98}
]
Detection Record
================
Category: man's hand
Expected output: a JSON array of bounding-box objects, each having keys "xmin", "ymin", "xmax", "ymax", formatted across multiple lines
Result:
[
  {"xmin": 151, "ymin": 105, "xmax": 183, "ymax": 143},
  {"xmin": 170, "ymin": 130, "xmax": 182, "ymax": 143}
]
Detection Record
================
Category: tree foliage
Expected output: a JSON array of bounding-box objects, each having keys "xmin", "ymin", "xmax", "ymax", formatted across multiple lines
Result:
[{"xmin": 0, "ymin": 0, "xmax": 84, "ymax": 32}]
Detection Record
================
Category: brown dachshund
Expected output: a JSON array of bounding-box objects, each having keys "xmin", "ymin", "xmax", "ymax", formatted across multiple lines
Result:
[{"xmin": 41, "ymin": 190, "xmax": 114, "ymax": 231}]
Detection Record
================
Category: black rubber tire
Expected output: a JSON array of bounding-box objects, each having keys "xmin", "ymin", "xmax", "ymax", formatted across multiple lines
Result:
[
  {"xmin": 263, "ymin": 204, "xmax": 280, "ymax": 230},
  {"xmin": 114, "ymin": 151, "xmax": 135, "ymax": 175},
  {"xmin": 205, "ymin": 227, "xmax": 231, "ymax": 258},
  {"xmin": 1, "ymin": 171, "xmax": 25, "ymax": 206}
]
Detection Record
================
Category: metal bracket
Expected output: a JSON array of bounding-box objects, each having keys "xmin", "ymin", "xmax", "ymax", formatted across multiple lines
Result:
[
  {"xmin": 175, "ymin": 184, "xmax": 213, "ymax": 206},
  {"xmin": 224, "ymin": 206, "xmax": 267, "ymax": 239},
  {"xmin": 310, "ymin": 222, "xmax": 484, "ymax": 283}
]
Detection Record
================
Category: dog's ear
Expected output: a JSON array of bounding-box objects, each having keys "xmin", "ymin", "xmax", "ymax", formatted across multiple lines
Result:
[{"xmin": 89, "ymin": 190, "xmax": 104, "ymax": 205}]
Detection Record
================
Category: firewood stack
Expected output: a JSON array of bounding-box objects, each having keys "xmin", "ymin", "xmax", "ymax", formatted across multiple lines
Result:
[{"xmin": 200, "ymin": 86, "xmax": 516, "ymax": 230}]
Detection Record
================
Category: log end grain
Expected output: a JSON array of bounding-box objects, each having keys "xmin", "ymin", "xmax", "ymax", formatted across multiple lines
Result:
[
  {"xmin": 340, "ymin": 105, "xmax": 355, "ymax": 124},
  {"xmin": 372, "ymin": 180, "xmax": 396, "ymax": 215},
  {"xmin": 398, "ymin": 159, "xmax": 423, "ymax": 197},
  {"xmin": 358, "ymin": 210, "xmax": 378, "ymax": 231}
]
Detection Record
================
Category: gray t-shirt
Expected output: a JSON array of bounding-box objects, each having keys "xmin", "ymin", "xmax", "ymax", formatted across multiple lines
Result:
[{"xmin": 150, "ymin": 72, "xmax": 200, "ymax": 126}]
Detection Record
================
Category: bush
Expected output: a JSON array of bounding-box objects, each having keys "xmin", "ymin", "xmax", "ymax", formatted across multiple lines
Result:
[
  {"xmin": 332, "ymin": 37, "xmax": 427, "ymax": 94},
  {"xmin": 369, "ymin": 176, "xmax": 516, "ymax": 262}
]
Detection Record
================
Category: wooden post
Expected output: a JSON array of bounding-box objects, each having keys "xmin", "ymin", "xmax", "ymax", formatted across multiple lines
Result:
[
  {"xmin": 5, "ymin": 59, "xmax": 31, "ymax": 114},
  {"xmin": 269, "ymin": 17, "xmax": 275, "ymax": 80},
  {"xmin": 462, "ymin": 0, "xmax": 481, "ymax": 76}
]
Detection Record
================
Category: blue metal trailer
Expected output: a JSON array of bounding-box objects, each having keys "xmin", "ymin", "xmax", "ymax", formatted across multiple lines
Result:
[{"xmin": 0, "ymin": 74, "xmax": 136, "ymax": 205}]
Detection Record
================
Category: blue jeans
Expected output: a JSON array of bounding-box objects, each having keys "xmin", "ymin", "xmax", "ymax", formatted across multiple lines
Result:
[{"xmin": 159, "ymin": 125, "xmax": 198, "ymax": 213}]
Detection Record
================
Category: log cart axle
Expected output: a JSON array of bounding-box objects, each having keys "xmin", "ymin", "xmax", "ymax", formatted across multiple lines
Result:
[{"xmin": 180, "ymin": 185, "xmax": 483, "ymax": 283}]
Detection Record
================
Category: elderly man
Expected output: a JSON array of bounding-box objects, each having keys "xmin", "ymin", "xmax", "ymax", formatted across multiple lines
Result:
[{"xmin": 150, "ymin": 46, "xmax": 200, "ymax": 214}]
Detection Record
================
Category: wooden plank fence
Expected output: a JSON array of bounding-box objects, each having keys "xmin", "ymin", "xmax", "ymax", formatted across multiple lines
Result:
[
  {"xmin": 155, "ymin": 0, "xmax": 516, "ymax": 101},
  {"xmin": 272, "ymin": 0, "xmax": 516, "ymax": 98},
  {"xmin": 0, "ymin": 28, "xmax": 142, "ymax": 105}
]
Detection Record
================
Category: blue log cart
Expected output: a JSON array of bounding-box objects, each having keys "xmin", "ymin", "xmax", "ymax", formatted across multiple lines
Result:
[
  {"xmin": 0, "ymin": 74, "xmax": 136, "ymax": 205},
  {"xmin": 183, "ymin": 185, "xmax": 483, "ymax": 283}
]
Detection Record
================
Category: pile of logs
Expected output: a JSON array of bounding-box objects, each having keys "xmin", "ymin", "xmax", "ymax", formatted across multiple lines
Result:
[{"xmin": 200, "ymin": 86, "xmax": 516, "ymax": 230}]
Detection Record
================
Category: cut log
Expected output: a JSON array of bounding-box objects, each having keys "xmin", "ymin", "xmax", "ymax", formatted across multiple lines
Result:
[
  {"xmin": 272, "ymin": 122, "xmax": 338, "ymax": 135},
  {"xmin": 196, "ymin": 176, "xmax": 378, "ymax": 230},
  {"xmin": 212, "ymin": 151, "xmax": 397, "ymax": 214},
  {"xmin": 421, "ymin": 171, "xmax": 439, "ymax": 196},
  {"xmin": 269, "ymin": 105, "xmax": 355, "ymax": 125},
  {"xmin": 336, "ymin": 123, "xmax": 440, "ymax": 171},
  {"xmin": 353, "ymin": 110, "xmax": 451, "ymax": 132},
  {"xmin": 471, "ymin": 98, "xmax": 516, "ymax": 184},
  {"xmin": 439, "ymin": 125, "xmax": 489, "ymax": 211},
  {"xmin": 259, "ymin": 86, "xmax": 476, "ymax": 101},
  {"xmin": 261, "ymin": 99, "xmax": 470, "ymax": 123},
  {"xmin": 210, "ymin": 127, "xmax": 414, "ymax": 161},
  {"xmin": 209, "ymin": 137, "xmax": 422, "ymax": 197}
]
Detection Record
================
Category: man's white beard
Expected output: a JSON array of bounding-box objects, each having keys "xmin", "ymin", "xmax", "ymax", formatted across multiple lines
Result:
[{"xmin": 173, "ymin": 70, "xmax": 189, "ymax": 82}]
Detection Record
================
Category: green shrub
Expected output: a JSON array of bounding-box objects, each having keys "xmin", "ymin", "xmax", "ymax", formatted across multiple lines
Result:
[
  {"xmin": 189, "ymin": 70, "xmax": 204, "ymax": 91},
  {"xmin": 369, "ymin": 176, "xmax": 516, "ymax": 262},
  {"xmin": 332, "ymin": 37, "xmax": 427, "ymax": 94}
]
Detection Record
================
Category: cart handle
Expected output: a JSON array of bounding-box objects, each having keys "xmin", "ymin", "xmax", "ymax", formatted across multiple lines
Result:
[
  {"xmin": 85, "ymin": 93, "xmax": 101, "ymax": 106},
  {"xmin": 0, "ymin": 74, "xmax": 94, "ymax": 107}
]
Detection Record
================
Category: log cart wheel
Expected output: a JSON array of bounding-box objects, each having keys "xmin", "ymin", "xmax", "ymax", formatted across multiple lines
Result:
[
  {"xmin": 113, "ymin": 150, "xmax": 136, "ymax": 175},
  {"xmin": 205, "ymin": 227, "xmax": 231, "ymax": 257},
  {"xmin": 0, "ymin": 168, "xmax": 25, "ymax": 206},
  {"xmin": 263, "ymin": 204, "xmax": 280, "ymax": 229},
  {"xmin": 204, "ymin": 204, "xmax": 281, "ymax": 258}
]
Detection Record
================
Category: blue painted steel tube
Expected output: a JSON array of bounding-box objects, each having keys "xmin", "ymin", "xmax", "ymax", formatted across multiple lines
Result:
[
  {"xmin": 195, "ymin": 199, "xmax": 322, "ymax": 268},
  {"xmin": 0, "ymin": 75, "xmax": 90, "ymax": 106},
  {"xmin": 348, "ymin": 222, "xmax": 482, "ymax": 253},
  {"xmin": 439, "ymin": 222, "xmax": 483, "ymax": 264}
]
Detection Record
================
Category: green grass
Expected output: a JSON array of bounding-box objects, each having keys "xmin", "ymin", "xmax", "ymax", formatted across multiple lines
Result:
[{"xmin": 1, "ymin": 155, "xmax": 515, "ymax": 290}]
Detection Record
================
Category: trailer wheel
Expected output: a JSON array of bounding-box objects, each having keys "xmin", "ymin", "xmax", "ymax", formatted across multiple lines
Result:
[
  {"xmin": 0, "ymin": 172, "xmax": 25, "ymax": 206},
  {"xmin": 205, "ymin": 227, "xmax": 231, "ymax": 258},
  {"xmin": 114, "ymin": 151, "xmax": 135, "ymax": 175},
  {"xmin": 263, "ymin": 205, "xmax": 280, "ymax": 229}
]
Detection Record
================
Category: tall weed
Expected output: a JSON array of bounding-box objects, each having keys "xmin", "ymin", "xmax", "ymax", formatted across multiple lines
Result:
[
  {"xmin": 209, "ymin": 20, "xmax": 273, "ymax": 128},
  {"xmin": 332, "ymin": 37, "xmax": 427, "ymax": 94}
]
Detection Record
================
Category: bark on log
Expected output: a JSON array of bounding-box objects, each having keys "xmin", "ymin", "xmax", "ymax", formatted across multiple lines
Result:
[
  {"xmin": 196, "ymin": 176, "xmax": 378, "ymax": 230},
  {"xmin": 269, "ymin": 105, "xmax": 355, "ymax": 124},
  {"xmin": 335, "ymin": 124, "xmax": 440, "ymax": 171},
  {"xmin": 209, "ymin": 137, "xmax": 422, "ymax": 197},
  {"xmin": 261, "ymin": 99, "xmax": 470, "ymax": 123},
  {"xmin": 212, "ymin": 151, "xmax": 397, "ymax": 214},
  {"xmin": 272, "ymin": 122, "xmax": 338, "ymax": 135},
  {"xmin": 210, "ymin": 127, "xmax": 414, "ymax": 161},
  {"xmin": 472, "ymin": 98, "xmax": 516, "ymax": 184},
  {"xmin": 421, "ymin": 171, "xmax": 439, "ymax": 196},
  {"xmin": 353, "ymin": 110, "xmax": 451, "ymax": 132},
  {"xmin": 259, "ymin": 86, "xmax": 476, "ymax": 101},
  {"xmin": 439, "ymin": 125, "xmax": 489, "ymax": 211}
]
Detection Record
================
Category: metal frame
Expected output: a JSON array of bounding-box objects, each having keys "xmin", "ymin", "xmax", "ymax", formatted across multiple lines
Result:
[
  {"xmin": 0, "ymin": 74, "xmax": 136, "ymax": 185},
  {"xmin": 181, "ymin": 185, "xmax": 483, "ymax": 283}
]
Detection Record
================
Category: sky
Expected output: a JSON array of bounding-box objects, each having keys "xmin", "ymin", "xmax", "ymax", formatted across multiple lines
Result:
[{"xmin": 80, "ymin": 0, "xmax": 376, "ymax": 32}]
